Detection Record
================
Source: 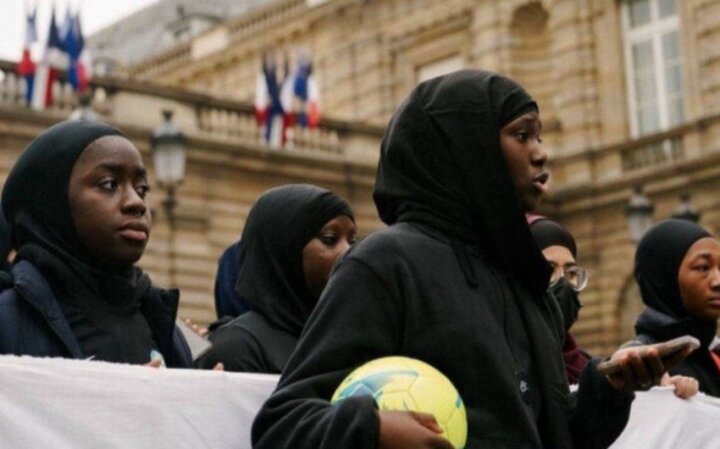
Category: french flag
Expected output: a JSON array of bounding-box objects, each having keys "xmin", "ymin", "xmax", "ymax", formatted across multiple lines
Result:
[
  {"xmin": 254, "ymin": 55, "xmax": 290, "ymax": 147},
  {"xmin": 291, "ymin": 56, "xmax": 321, "ymax": 128},
  {"xmin": 31, "ymin": 7, "xmax": 67, "ymax": 111},
  {"xmin": 17, "ymin": 6, "xmax": 37, "ymax": 106},
  {"xmin": 64, "ymin": 12, "xmax": 91, "ymax": 92}
]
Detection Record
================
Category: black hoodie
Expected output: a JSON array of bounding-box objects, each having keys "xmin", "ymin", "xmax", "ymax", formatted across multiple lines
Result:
[
  {"xmin": 252, "ymin": 70, "xmax": 632, "ymax": 449},
  {"xmin": 630, "ymin": 219, "xmax": 720, "ymax": 396},
  {"xmin": 196, "ymin": 184, "xmax": 354, "ymax": 373}
]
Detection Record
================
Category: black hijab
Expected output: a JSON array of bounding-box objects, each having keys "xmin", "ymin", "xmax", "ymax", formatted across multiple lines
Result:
[
  {"xmin": 635, "ymin": 219, "xmax": 712, "ymax": 320},
  {"xmin": 1, "ymin": 120, "xmax": 158, "ymax": 364},
  {"xmin": 528, "ymin": 215, "xmax": 577, "ymax": 257},
  {"xmin": 235, "ymin": 184, "xmax": 354, "ymax": 336},
  {"xmin": 374, "ymin": 69, "xmax": 551, "ymax": 297}
]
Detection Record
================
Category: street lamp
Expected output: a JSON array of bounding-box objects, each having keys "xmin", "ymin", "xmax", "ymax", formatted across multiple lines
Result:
[
  {"xmin": 671, "ymin": 193, "xmax": 701, "ymax": 223},
  {"xmin": 150, "ymin": 110, "xmax": 187, "ymax": 212},
  {"xmin": 625, "ymin": 185, "xmax": 655, "ymax": 244},
  {"xmin": 150, "ymin": 110, "xmax": 186, "ymax": 287}
]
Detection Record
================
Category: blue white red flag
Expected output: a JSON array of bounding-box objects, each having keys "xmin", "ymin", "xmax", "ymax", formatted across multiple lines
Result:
[
  {"xmin": 255, "ymin": 55, "xmax": 291, "ymax": 147},
  {"xmin": 64, "ymin": 12, "xmax": 90, "ymax": 92},
  {"xmin": 31, "ymin": 6, "xmax": 67, "ymax": 110},
  {"xmin": 17, "ymin": 6, "xmax": 37, "ymax": 106},
  {"xmin": 290, "ymin": 55, "xmax": 320, "ymax": 128}
]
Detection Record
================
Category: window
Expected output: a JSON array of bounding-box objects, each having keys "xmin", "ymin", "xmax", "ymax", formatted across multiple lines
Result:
[{"xmin": 622, "ymin": 0, "xmax": 685, "ymax": 137}]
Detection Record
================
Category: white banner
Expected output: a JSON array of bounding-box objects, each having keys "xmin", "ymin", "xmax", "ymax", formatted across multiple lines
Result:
[
  {"xmin": 610, "ymin": 387, "xmax": 720, "ymax": 449},
  {"xmin": 0, "ymin": 355, "xmax": 279, "ymax": 449}
]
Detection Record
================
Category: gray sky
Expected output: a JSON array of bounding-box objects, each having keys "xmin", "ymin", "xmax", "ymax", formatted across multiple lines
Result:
[{"xmin": 0, "ymin": 0, "xmax": 159, "ymax": 61}]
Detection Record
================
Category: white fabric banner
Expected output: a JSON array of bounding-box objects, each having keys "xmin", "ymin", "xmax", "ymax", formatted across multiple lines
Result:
[
  {"xmin": 610, "ymin": 387, "xmax": 720, "ymax": 449},
  {"xmin": 0, "ymin": 355, "xmax": 279, "ymax": 449}
]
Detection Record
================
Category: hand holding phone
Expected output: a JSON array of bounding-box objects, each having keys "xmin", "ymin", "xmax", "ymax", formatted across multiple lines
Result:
[
  {"xmin": 598, "ymin": 335, "xmax": 700, "ymax": 392},
  {"xmin": 597, "ymin": 335, "xmax": 700, "ymax": 376}
]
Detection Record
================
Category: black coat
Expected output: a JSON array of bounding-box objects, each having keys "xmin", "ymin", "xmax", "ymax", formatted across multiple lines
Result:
[
  {"xmin": 252, "ymin": 70, "xmax": 632, "ymax": 449},
  {"xmin": 631, "ymin": 307, "xmax": 720, "ymax": 396},
  {"xmin": 198, "ymin": 184, "xmax": 353, "ymax": 373},
  {"xmin": 252, "ymin": 223, "xmax": 632, "ymax": 449},
  {"xmin": 0, "ymin": 260, "xmax": 192, "ymax": 367},
  {"xmin": 196, "ymin": 311, "xmax": 296, "ymax": 373}
]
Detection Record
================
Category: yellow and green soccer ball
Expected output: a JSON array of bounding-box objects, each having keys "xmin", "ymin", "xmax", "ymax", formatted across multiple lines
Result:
[{"xmin": 331, "ymin": 356, "xmax": 467, "ymax": 449}]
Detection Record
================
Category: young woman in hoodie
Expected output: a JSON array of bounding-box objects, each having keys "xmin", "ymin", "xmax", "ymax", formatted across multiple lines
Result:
[
  {"xmin": 0, "ymin": 120, "xmax": 191, "ymax": 367},
  {"xmin": 251, "ymin": 70, "xmax": 694, "ymax": 449},
  {"xmin": 628, "ymin": 219, "xmax": 720, "ymax": 396},
  {"xmin": 195, "ymin": 184, "xmax": 356, "ymax": 373}
]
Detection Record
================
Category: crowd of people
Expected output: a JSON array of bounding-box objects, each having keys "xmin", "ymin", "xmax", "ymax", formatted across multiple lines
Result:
[{"xmin": 0, "ymin": 69, "xmax": 716, "ymax": 448}]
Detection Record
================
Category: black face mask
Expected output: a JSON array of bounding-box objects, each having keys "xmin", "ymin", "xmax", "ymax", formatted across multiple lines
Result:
[{"xmin": 549, "ymin": 277, "xmax": 582, "ymax": 332}]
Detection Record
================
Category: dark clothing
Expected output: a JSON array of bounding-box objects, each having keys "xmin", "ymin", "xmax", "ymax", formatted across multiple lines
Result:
[
  {"xmin": 198, "ymin": 184, "xmax": 354, "ymax": 373},
  {"xmin": 0, "ymin": 204, "xmax": 9, "ymax": 272},
  {"xmin": 252, "ymin": 223, "xmax": 632, "ymax": 449},
  {"xmin": 1, "ymin": 120, "xmax": 191, "ymax": 364},
  {"xmin": 630, "ymin": 307, "xmax": 720, "ymax": 396},
  {"xmin": 563, "ymin": 334, "xmax": 591, "ymax": 384},
  {"xmin": 214, "ymin": 240, "xmax": 251, "ymax": 319},
  {"xmin": 0, "ymin": 260, "xmax": 191, "ymax": 367},
  {"xmin": 632, "ymin": 219, "xmax": 719, "ymax": 395},
  {"xmin": 252, "ymin": 69, "xmax": 631, "ymax": 449},
  {"xmin": 197, "ymin": 311, "xmax": 296, "ymax": 373}
]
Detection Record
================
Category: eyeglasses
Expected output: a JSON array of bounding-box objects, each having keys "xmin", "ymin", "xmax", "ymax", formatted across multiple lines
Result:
[{"xmin": 549, "ymin": 265, "xmax": 589, "ymax": 292}]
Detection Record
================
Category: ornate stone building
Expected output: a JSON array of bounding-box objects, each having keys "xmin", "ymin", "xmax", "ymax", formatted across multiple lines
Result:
[{"xmin": 2, "ymin": 0, "xmax": 720, "ymax": 355}]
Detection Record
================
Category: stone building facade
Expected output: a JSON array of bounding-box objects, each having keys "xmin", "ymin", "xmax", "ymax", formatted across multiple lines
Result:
[
  {"xmin": 0, "ymin": 60, "xmax": 383, "ymax": 325},
  {"xmin": 3, "ymin": 0, "xmax": 720, "ymax": 355}
]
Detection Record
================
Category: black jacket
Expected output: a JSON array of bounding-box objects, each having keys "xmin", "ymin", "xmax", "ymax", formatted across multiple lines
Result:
[
  {"xmin": 252, "ymin": 223, "xmax": 632, "ymax": 449},
  {"xmin": 252, "ymin": 70, "xmax": 632, "ymax": 449},
  {"xmin": 631, "ymin": 307, "xmax": 720, "ymax": 396},
  {"xmin": 0, "ymin": 260, "xmax": 192, "ymax": 367},
  {"xmin": 197, "ymin": 185, "xmax": 353, "ymax": 373},
  {"xmin": 197, "ymin": 311, "xmax": 296, "ymax": 373}
]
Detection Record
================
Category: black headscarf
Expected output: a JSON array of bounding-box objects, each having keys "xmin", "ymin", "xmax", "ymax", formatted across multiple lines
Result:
[
  {"xmin": 528, "ymin": 215, "xmax": 577, "ymax": 257},
  {"xmin": 1, "ymin": 120, "xmax": 158, "ymax": 364},
  {"xmin": 214, "ymin": 240, "xmax": 251, "ymax": 319},
  {"xmin": 235, "ymin": 184, "xmax": 354, "ymax": 336},
  {"xmin": 374, "ymin": 69, "xmax": 551, "ymax": 297},
  {"xmin": 635, "ymin": 219, "xmax": 712, "ymax": 319}
]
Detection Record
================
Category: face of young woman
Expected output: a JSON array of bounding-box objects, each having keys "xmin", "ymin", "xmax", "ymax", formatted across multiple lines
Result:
[
  {"xmin": 69, "ymin": 136, "xmax": 151, "ymax": 268},
  {"xmin": 302, "ymin": 215, "xmax": 357, "ymax": 304},
  {"xmin": 678, "ymin": 237, "xmax": 720, "ymax": 322},
  {"xmin": 499, "ymin": 110, "xmax": 549, "ymax": 212}
]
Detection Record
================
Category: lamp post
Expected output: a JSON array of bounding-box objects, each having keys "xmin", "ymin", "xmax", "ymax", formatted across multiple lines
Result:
[
  {"xmin": 625, "ymin": 185, "xmax": 655, "ymax": 244},
  {"xmin": 150, "ymin": 110, "xmax": 187, "ymax": 287},
  {"xmin": 671, "ymin": 193, "xmax": 701, "ymax": 223}
]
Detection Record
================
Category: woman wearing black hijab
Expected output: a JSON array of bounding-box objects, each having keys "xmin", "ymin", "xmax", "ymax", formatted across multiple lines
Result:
[
  {"xmin": 628, "ymin": 219, "xmax": 720, "ymax": 395},
  {"xmin": 0, "ymin": 120, "xmax": 191, "ymax": 367},
  {"xmin": 528, "ymin": 215, "xmax": 590, "ymax": 384},
  {"xmin": 252, "ymin": 70, "xmax": 678, "ymax": 449},
  {"xmin": 195, "ymin": 184, "xmax": 356, "ymax": 373}
]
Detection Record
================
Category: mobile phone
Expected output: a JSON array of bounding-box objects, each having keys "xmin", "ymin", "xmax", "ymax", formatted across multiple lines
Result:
[
  {"xmin": 596, "ymin": 335, "xmax": 701, "ymax": 376},
  {"xmin": 175, "ymin": 318, "xmax": 213, "ymax": 361}
]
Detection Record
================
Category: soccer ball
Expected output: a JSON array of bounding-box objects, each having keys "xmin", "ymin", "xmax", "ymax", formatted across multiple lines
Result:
[{"xmin": 331, "ymin": 356, "xmax": 467, "ymax": 449}]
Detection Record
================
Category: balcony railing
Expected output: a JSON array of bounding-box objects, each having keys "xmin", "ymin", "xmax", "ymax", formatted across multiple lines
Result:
[{"xmin": 0, "ymin": 58, "xmax": 383, "ymax": 160}]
